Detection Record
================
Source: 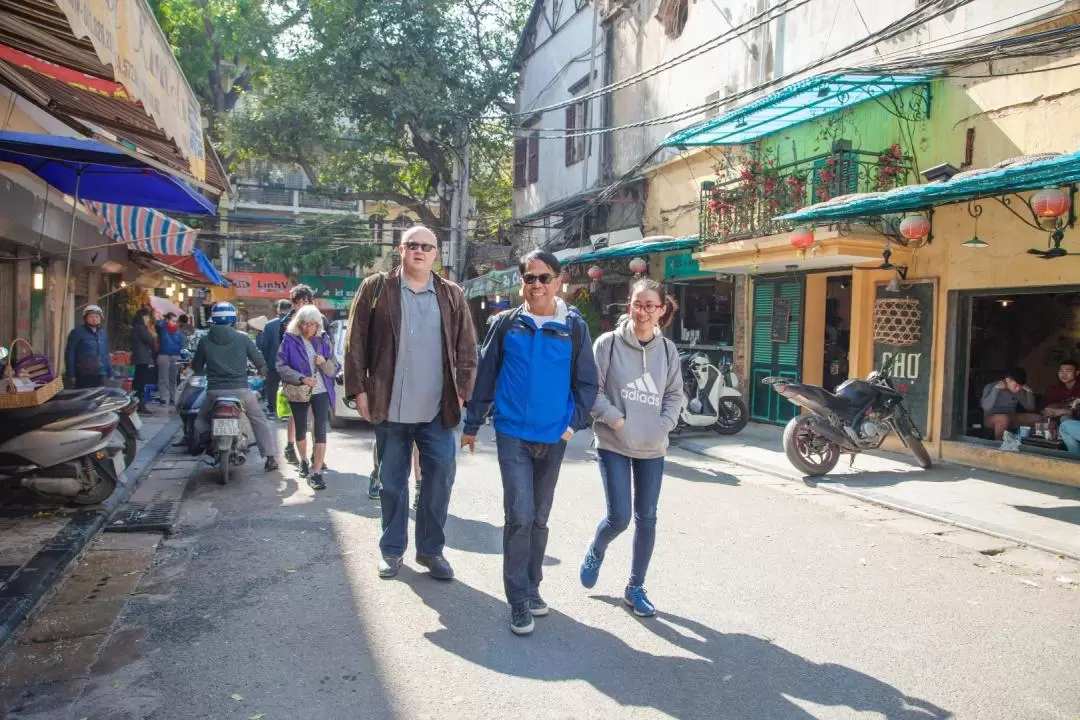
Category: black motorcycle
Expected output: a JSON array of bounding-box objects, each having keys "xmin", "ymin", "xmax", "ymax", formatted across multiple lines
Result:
[{"xmin": 763, "ymin": 365, "xmax": 931, "ymax": 476}]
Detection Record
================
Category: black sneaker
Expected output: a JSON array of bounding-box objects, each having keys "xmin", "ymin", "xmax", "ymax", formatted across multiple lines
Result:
[
  {"xmin": 299, "ymin": 459, "xmax": 310, "ymax": 479},
  {"xmin": 415, "ymin": 553, "xmax": 454, "ymax": 580},
  {"xmin": 312, "ymin": 456, "xmax": 329, "ymax": 473},
  {"xmin": 377, "ymin": 555, "xmax": 403, "ymax": 578},
  {"xmin": 264, "ymin": 457, "xmax": 279, "ymax": 472},
  {"xmin": 529, "ymin": 591, "xmax": 549, "ymax": 617},
  {"xmin": 284, "ymin": 444, "xmax": 300, "ymax": 465},
  {"xmin": 308, "ymin": 472, "xmax": 326, "ymax": 490},
  {"xmin": 510, "ymin": 602, "xmax": 534, "ymax": 636}
]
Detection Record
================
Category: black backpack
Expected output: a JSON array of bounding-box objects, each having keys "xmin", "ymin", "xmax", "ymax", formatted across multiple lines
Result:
[{"xmin": 489, "ymin": 306, "xmax": 587, "ymax": 370}]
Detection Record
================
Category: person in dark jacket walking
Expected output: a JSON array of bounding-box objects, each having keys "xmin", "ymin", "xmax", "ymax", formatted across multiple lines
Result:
[
  {"xmin": 344, "ymin": 226, "xmax": 478, "ymax": 581},
  {"xmin": 156, "ymin": 312, "xmax": 185, "ymax": 406},
  {"xmin": 259, "ymin": 299, "xmax": 292, "ymax": 416},
  {"xmin": 462, "ymin": 249, "xmax": 599, "ymax": 636},
  {"xmin": 192, "ymin": 302, "xmax": 279, "ymax": 471},
  {"xmin": 131, "ymin": 308, "xmax": 157, "ymax": 411},
  {"xmin": 277, "ymin": 305, "xmax": 338, "ymax": 490},
  {"xmin": 65, "ymin": 304, "xmax": 113, "ymax": 389}
]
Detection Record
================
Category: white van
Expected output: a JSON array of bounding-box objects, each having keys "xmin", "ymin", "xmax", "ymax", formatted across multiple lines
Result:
[{"xmin": 329, "ymin": 319, "xmax": 363, "ymax": 427}]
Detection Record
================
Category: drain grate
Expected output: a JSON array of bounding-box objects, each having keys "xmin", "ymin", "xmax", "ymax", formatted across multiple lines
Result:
[{"xmin": 106, "ymin": 500, "xmax": 181, "ymax": 533}]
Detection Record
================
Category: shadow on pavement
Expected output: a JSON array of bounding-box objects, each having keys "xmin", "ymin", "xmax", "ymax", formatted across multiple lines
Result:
[
  {"xmin": 402, "ymin": 579, "xmax": 951, "ymax": 720},
  {"xmin": 664, "ymin": 459, "xmax": 741, "ymax": 486},
  {"xmin": 1012, "ymin": 504, "xmax": 1080, "ymax": 526}
]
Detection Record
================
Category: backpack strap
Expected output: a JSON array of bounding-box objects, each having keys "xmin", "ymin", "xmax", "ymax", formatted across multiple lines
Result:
[
  {"xmin": 369, "ymin": 272, "xmax": 387, "ymax": 311},
  {"xmin": 494, "ymin": 306, "xmax": 525, "ymax": 356}
]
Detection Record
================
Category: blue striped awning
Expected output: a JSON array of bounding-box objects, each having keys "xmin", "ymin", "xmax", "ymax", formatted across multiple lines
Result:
[
  {"xmin": 84, "ymin": 201, "xmax": 198, "ymax": 255},
  {"xmin": 663, "ymin": 74, "xmax": 930, "ymax": 148},
  {"xmin": 776, "ymin": 151, "xmax": 1080, "ymax": 223}
]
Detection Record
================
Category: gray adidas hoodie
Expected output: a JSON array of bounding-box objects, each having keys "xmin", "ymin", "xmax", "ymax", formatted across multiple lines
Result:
[{"xmin": 591, "ymin": 320, "xmax": 684, "ymax": 459}]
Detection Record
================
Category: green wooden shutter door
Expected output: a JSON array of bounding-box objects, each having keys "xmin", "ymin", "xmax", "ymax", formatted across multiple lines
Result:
[{"xmin": 749, "ymin": 277, "xmax": 804, "ymax": 424}]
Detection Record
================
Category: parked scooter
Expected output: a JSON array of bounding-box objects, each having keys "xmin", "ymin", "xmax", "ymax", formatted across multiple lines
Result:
[
  {"xmin": 676, "ymin": 352, "xmax": 748, "ymax": 435},
  {"xmin": 176, "ymin": 364, "xmax": 205, "ymax": 456},
  {"xmin": 763, "ymin": 363, "xmax": 932, "ymax": 476},
  {"xmin": 0, "ymin": 349, "xmax": 126, "ymax": 504},
  {"xmin": 56, "ymin": 387, "xmax": 141, "ymax": 466}
]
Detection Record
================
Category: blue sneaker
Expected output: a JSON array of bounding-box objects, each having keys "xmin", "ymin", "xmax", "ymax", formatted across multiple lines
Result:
[
  {"xmin": 624, "ymin": 585, "xmax": 656, "ymax": 617},
  {"xmin": 579, "ymin": 549, "xmax": 603, "ymax": 588}
]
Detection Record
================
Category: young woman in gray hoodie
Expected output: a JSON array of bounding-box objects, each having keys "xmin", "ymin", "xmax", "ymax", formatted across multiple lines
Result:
[{"xmin": 580, "ymin": 279, "xmax": 683, "ymax": 617}]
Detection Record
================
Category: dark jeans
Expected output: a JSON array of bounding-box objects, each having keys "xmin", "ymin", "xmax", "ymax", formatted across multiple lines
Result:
[
  {"xmin": 289, "ymin": 392, "xmax": 331, "ymax": 443},
  {"xmin": 133, "ymin": 364, "xmax": 155, "ymax": 400},
  {"xmin": 590, "ymin": 450, "xmax": 664, "ymax": 587},
  {"xmin": 496, "ymin": 433, "xmax": 567, "ymax": 605},
  {"xmin": 264, "ymin": 370, "xmax": 280, "ymax": 416},
  {"xmin": 75, "ymin": 375, "xmax": 104, "ymax": 389},
  {"xmin": 374, "ymin": 414, "xmax": 455, "ymax": 558}
]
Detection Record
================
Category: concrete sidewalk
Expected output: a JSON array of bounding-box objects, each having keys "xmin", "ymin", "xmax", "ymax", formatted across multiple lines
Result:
[{"xmin": 676, "ymin": 423, "xmax": 1080, "ymax": 561}]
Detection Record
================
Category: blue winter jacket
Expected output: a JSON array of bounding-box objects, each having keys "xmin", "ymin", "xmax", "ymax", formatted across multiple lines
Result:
[
  {"xmin": 156, "ymin": 321, "xmax": 185, "ymax": 356},
  {"xmin": 464, "ymin": 300, "xmax": 598, "ymax": 444},
  {"xmin": 65, "ymin": 324, "xmax": 112, "ymax": 380}
]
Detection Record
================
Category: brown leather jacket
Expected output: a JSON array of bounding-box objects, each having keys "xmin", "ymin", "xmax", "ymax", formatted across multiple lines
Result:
[{"xmin": 344, "ymin": 268, "xmax": 478, "ymax": 427}]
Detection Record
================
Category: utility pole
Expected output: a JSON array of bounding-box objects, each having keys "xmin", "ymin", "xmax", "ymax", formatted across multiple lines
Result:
[
  {"xmin": 447, "ymin": 150, "xmax": 461, "ymax": 278},
  {"xmin": 457, "ymin": 125, "xmax": 471, "ymax": 283}
]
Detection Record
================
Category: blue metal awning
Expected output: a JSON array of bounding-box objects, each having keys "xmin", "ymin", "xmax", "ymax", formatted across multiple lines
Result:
[
  {"xmin": 662, "ymin": 74, "xmax": 930, "ymax": 148},
  {"xmin": 569, "ymin": 236, "xmax": 698, "ymax": 265},
  {"xmin": 776, "ymin": 151, "xmax": 1080, "ymax": 223}
]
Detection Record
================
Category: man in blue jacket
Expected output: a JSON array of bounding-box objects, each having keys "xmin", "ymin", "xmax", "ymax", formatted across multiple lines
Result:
[
  {"xmin": 461, "ymin": 249, "xmax": 598, "ymax": 636},
  {"xmin": 65, "ymin": 304, "xmax": 112, "ymax": 388}
]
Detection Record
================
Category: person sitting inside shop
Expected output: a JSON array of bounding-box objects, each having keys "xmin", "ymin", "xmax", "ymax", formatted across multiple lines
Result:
[
  {"xmin": 981, "ymin": 367, "xmax": 1041, "ymax": 440},
  {"xmin": 1042, "ymin": 360, "xmax": 1080, "ymax": 455}
]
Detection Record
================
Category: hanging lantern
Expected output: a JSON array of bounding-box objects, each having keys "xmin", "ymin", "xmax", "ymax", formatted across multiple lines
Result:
[
  {"xmin": 790, "ymin": 227, "xmax": 815, "ymax": 249},
  {"xmin": 1031, "ymin": 187, "xmax": 1071, "ymax": 219},
  {"xmin": 587, "ymin": 265, "xmax": 603, "ymax": 281},
  {"xmin": 628, "ymin": 257, "xmax": 648, "ymax": 275},
  {"xmin": 899, "ymin": 214, "xmax": 931, "ymax": 241}
]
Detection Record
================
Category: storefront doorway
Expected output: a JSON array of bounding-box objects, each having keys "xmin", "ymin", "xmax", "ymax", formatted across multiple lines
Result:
[
  {"xmin": 749, "ymin": 276, "xmax": 805, "ymax": 424},
  {"xmin": 824, "ymin": 276, "xmax": 852, "ymax": 392},
  {"xmin": 951, "ymin": 286, "xmax": 1080, "ymax": 461}
]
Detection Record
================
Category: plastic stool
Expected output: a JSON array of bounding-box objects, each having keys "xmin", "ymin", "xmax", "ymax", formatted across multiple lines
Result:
[{"xmin": 143, "ymin": 384, "xmax": 160, "ymax": 405}]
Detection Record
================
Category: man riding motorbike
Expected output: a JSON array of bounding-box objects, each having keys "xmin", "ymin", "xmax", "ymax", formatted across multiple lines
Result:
[{"xmin": 192, "ymin": 302, "xmax": 280, "ymax": 472}]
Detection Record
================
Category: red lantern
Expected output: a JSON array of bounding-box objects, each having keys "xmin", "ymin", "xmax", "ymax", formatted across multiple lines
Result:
[
  {"xmin": 790, "ymin": 227, "xmax": 815, "ymax": 249},
  {"xmin": 628, "ymin": 257, "xmax": 648, "ymax": 275},
  {"xmin": 587, "ymin": 265, "xmax": 603, "ymax": 281},
  {"xmin": 899, "ymin": 214, "xmax": 931, "ymax": 241},
  {"xmin": 1031, "ymin": 187, "xmax": 1071, "ymax": 219}
]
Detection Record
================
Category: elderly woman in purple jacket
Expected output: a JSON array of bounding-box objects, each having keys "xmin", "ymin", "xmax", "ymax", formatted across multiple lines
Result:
[{"xmin": 276, "ymin": 305, "xmax": 338, "ymax": 490}]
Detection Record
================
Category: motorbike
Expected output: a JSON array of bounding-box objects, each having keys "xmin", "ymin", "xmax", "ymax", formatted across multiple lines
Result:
[
  {"xmin": 676, "ymin": 352, "xmax": 748, "ymax": 435},
  {"xmin": 56, "ymin": 387, "xmax": 141, "ymax": 467},
  {"xmin": 0, "ymin": 349, "xmax": 127, "ymax": 504},
  {"xmin": 177, "ymin": 364, "xmax": 205, "ymax": 456},
  {"xmin": 207, "ymin": 394, "xmax": 253, "ymax": 485},
  {"xmin": 763, "ymin": 364, "xmax": 932, "ymax": 477}
]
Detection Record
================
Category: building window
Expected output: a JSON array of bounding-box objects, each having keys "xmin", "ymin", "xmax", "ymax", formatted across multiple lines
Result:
[
  {"xmin": 391, "ymin": 215, "xmax": 414, "ymax": 244},
  {"xmin": 514, "ymin": 131, "xmax": 541, "ymax": 188},
  {"xmin": 657, "ymin": 0, "xmax": 688, "ymax": 38},
  {"xmin": 368, "ymin": 214, "xmax": 385, "ymax": 243},
  {"xmin": 565, "ymin": 99, "xmax": 589, "ymax": 166}
]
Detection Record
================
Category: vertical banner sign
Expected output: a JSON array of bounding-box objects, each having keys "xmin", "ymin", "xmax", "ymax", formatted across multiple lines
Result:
[{"xmin": 873, "ymin": 280, "xmax": 935, "ymax": 439}]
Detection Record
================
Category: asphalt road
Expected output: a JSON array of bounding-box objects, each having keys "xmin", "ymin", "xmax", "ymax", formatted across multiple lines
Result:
[{"xmin": 32, "ymin": 423, "xmax": 1080, "ymax": 719}]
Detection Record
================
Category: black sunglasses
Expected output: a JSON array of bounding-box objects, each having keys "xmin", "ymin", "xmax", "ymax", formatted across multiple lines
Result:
[
  {"xmin": 405, "ymin": 241, "xmax": 436, "ymax": 253},
  {"xmin": 522, "ymin": 273, "xmax": 556, "ymax": 285}
]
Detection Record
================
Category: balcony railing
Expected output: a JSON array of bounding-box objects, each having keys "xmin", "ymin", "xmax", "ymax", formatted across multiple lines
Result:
[
  {"xmin": 699, "ymin": 143, "xmax": 913, "ymax": 244},
  {"xmin": 235, "ymin": 183, "xmax": 362, "ymax": 213}
]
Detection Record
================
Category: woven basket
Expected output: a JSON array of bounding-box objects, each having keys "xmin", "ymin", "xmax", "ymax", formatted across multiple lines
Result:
[
  {"xmin": 0, "ymin": 339, "xmax": 62, "ymax": 409},
  {"xmin": 873, "ymin": 298, "xmax": 923, "ymax": 347}
]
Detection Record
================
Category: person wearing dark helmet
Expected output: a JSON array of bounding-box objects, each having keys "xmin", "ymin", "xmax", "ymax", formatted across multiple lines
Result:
[
  {"xmin": 192, "ymin": 302, "xmax": 279, "ymax": 472},
  {"xmin": 65, "ymin": 304, "xmax": 112, "ymax": 388}
]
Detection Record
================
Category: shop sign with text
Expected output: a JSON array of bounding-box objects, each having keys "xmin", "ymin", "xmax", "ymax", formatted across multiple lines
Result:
[
  {"xmin": 873, "ymin": 280, "xmax": 935, "ymax": 439},
  {"xmin": 301, "ymin": 275, "xmax": 361, "ymax": 309},
  {"xmin": 663, "ymin": 251, "xmax": 713, "ymax": 281},
  {"xmin": 227, "ymin": 273, "xmax": 291, "ymax": 299}
]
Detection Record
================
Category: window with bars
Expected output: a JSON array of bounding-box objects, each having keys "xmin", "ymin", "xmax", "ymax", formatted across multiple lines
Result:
[
  {"xmin": 514, "ymin": 131, "xmax": 541, "ymax": 188},
  {"xmin": 565, "ymin": 98, "xmax": 589, "ymax": 166}
]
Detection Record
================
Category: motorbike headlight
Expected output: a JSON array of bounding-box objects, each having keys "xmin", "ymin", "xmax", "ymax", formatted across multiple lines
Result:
[{"xmin": 190, "ymin": 376, "xmax": 207, "ymax": 388}]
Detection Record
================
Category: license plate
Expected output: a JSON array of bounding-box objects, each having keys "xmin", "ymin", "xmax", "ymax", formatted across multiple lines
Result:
[
  {"xmin": 213, "ymin": 418, "xmax": 240, "ymax": 436},
  {"xmin": 129, "ymin": 412, "xmax": 143, "ymax": 430},
  {"xmin": 111, "ymin": 451, "xmax": 126, "ymax": 477}
]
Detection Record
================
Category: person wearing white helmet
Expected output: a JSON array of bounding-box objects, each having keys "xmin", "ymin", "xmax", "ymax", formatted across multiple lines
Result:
[
  {"xmin": 192, "ymin": 302, "xmax": 279, "ymax": 472},
  {"xmin": 65, "ymin": 304, "xmax": 112, "ymax": 388}
]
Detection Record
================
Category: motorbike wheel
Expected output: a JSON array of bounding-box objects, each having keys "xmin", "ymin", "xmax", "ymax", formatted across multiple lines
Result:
[
  {"xmin": 783, "ymin": 415, "xmax": 841, "ymax": 477},
  {"xmin": 71, "ymin": 465, "xmax": 118, "ymax": 506},
  {"xmin": 896, "ymin": 417, "xmax": 933, "ymax": 469},
  {"xmin": 120, "ymin": 423, "xmax": 138, "ymax": 468},
  {"xmin": 712, "ymin": 397, "xmax": 749, "ymax": 435},
  {"xmin": 218, "ymin": 449, "xmax": 230, "ymax": 486}
]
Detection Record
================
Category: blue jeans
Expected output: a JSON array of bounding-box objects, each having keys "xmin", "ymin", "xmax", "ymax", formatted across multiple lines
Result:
[
  {"xmin": 590, "ymin": 450, "xmax": 664, "ymax": 587},
  {"xmin": 496, "ymin": 433, "xmax": 567, "ymax": 605},
  {"xmin": 1060, "ymin": 419, "xmax": 1080, "ymax": 454},
  {"xmin": 374, "ymin": 414, "xmax": 455, "ymax": 558}
]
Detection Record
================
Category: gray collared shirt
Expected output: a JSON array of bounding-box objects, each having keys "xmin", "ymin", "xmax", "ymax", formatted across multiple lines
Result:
[{"xmin": 388, "ymin": 275, "xmax": 444, "ymax": 424}]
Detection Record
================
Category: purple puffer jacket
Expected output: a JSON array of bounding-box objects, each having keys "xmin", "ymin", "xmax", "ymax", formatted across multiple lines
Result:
[{"xmin": 275, "ymin": 332, "xmax": 338, "ymax": 408}]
